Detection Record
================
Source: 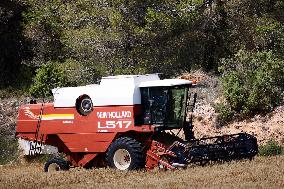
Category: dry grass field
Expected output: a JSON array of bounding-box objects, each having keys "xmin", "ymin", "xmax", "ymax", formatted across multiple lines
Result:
[{"xmin": 0, "ymin": 156, "xmax": 283, "ymax": 189}]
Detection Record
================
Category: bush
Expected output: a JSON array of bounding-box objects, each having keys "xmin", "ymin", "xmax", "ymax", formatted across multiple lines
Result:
[
  {"xmin": 29, "ymin": 62, "xmax": 68, "ymax": 98},
  {"xmin": 219, "ymin": 50, "xmax": 284, "ymax": 118},
  {"xmin": 259, "ymin": 140, "xmax": 284, "ymax": 156},
  {"xmin": 214, "ymin": 103, "xmax": 235, "ymax": 125},
  {"xmin": 0, "ymin": 138, "xmax": 19, "ymax": 165}
]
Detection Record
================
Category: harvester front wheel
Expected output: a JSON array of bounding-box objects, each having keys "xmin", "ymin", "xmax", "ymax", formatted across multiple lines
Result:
[
  {"xmin": 106, "ymin": 137, "xmax": 145, "ymax": 170},
  {"xmin": 44, "ymin": 158, "xmax": 69, "ymax": 172}
]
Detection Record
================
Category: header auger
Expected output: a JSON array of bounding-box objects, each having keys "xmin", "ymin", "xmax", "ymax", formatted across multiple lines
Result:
[{"xmin": 16, "ymin": 74, "xmax": 258, "ymax": 172}]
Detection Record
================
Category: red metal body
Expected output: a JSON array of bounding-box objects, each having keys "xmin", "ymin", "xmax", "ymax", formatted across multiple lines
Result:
[{"xmin": 16, "ymin": 103, "xmax": 175, "ymax": 169}]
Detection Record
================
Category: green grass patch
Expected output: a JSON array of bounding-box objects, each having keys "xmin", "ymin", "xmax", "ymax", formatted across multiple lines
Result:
[
  {"xmin": 259, "ymin": 140, "xmax": 284, "ymax": 156},
  {"xmin": 0, "ymin": 138, "xmax": 19, "ymax": 165}
]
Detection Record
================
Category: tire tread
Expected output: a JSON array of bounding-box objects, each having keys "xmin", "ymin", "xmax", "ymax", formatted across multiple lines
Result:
[{"xmin": 106, "ymin": 137, "xmax": 145, "ymax": 170}]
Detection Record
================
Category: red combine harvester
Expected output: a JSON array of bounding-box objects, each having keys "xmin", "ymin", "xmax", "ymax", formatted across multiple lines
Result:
[{"xmin": 16, "ymin": 74, "xmax": 258, "ymax": 171}]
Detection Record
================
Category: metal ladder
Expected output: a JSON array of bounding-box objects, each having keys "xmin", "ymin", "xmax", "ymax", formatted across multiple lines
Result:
[{"xmin": 29, "ymin": 101, "xmax": 45, "ymax": 156}]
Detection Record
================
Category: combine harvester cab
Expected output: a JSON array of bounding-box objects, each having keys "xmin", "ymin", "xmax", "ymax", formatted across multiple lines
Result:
[{"xmin": 16, "ymin": 74, "xmax": 258, "ymax": 172}]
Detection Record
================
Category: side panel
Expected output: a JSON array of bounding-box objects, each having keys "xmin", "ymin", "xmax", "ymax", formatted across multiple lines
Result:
[
  {"xmin": 16, "ymin": 104, "xmax": 42, "ymax": 133},
  {"xmin": 16, "ymin": 103, "xmax": 154, "ymax": 153},
  {"xmin": 57, "ymin": 133, "xmax": 116, "ymax": 152}
]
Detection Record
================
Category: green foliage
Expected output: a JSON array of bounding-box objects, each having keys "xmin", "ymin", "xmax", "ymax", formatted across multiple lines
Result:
[
  {"xmin": 1, "ymin": 0, "xmax": 284, "ymax": 106},
  {"xmin": 59, "ymin": 59, "xmax": 105, "ymax": 86},
  {"xmin": 0, "ymin": 138, "xmax": 19, "ymax": 165},
  {"xmin": 20, "ymin": 0, "xmax": 205, "ymax": 76},
  {"xmin": 0, "ymin": 87, "xmax": 29, "ymax": 98},
  {"xmin": 259, "ymin": 140, "xmax": 284, "ymax": 156},
  {"xmin": 255, "ymin": 17, "xmax": 284, "ymax": 56},
  {"xmin": 29, "ymin": 62, "xmax": 68, "ymax": 97},
  {"xmin": 214, "ymin": 103, "xmax": 235, "ymax": 125},
  {"xmin": 219, "ymin": 50, "xmax": 284, "ymax": 118}
]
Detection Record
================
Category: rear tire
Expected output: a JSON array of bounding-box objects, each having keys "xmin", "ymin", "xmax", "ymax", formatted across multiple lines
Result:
[
  {"xmin": 44, "ymin": 158, "xmax": 69, "ymax": 172},
  {"xmin": 106, "ymin": 137, "xmax": 145, "ymax": 170}
]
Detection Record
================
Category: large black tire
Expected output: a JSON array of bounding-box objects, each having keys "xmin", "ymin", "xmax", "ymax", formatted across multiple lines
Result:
[
  {"xmin": 106, "ymin": 137, "xmax": 145, "ymax": 170},
  {"xmin": 76, "ymin": 95, "xmax": 93, "ymax": 116},
  {"xmin": 44, "ymin": 158, "xmax": 69, "ymax": 172}
]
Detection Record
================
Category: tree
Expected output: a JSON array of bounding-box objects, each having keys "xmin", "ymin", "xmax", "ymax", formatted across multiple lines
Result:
[
  {"xmin": 22, "ymin": 0, "xmax": 208, "ymax": 81},
  {"xmin": 0, "ymin": 0, "xmax": 32, "ymax": 88}
]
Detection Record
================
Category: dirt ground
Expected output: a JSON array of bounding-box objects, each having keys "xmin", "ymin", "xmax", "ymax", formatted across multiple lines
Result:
[
  {"xmin": 0, "ymin": 156, "xmax": 284, "ymax": 189},
  {"xmin": 193, "ymin": 105, "xmax": 284, "ymax": 145}
]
